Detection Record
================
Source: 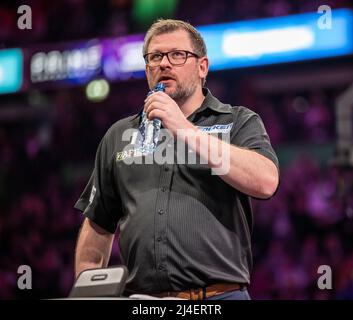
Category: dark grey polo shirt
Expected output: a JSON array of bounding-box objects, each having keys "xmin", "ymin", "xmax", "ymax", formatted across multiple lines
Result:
[{"xmin": 74, "ymin": 88, "xmax": 279, "ymax": 293}]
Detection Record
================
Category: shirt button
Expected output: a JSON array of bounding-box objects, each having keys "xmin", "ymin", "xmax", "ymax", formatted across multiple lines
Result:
[
  {"xmin": 158, "ymin": 209, "xmax": 164, "ymax": 215},
  {"xmin": 161, "ymin": 187, "xmax": 166, "ymax": 192},
  {"xmin": 157, "ymin": 236, "xmax": 162, "ymax": 242},
  {"xmin": 158, "ymin": 265, "xmax": 164, "ymax": 271}
]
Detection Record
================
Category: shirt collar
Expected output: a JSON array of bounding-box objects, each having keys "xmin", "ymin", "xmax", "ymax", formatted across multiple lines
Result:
[{"xmin": 195, "ymin": 88, "xmax": 233, "ymax": 115}]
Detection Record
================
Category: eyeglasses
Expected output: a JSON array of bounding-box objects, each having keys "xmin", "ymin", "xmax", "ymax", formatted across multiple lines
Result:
[{"xmin": 143, "ymin": 50, "xmax": 199, "ymax": 67}]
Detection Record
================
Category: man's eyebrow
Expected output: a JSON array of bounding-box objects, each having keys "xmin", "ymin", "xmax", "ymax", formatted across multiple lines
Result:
[{"xmin": 148, "ymin": 48, "xmax": 183, "ymax": 53}]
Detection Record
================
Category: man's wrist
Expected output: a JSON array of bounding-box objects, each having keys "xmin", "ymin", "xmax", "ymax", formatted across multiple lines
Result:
[{"xmin": 176, "ymin": 121, "xmax": 199, "ymax": 141}]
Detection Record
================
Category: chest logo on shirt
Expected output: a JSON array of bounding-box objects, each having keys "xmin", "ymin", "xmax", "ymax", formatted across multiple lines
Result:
[
  {"xmin": 116, "ymin": 148, "xmax": 145, "ymax": 162},
  {"xmin": 197, "ymin": 123, "xmax": 233, "ymax": 133}
]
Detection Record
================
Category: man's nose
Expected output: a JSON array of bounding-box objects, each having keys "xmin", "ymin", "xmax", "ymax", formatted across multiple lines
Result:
[{"xmin": 159, "ymin": 54, "xmax": 172, "ymax": 68}]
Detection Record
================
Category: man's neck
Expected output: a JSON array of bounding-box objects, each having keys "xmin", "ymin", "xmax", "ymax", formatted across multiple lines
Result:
[{"xmin": 178, "ymin": 88, "xmax": 205, "ymax": 118}]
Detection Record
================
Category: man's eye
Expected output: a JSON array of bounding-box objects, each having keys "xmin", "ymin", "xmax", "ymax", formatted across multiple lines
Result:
[
  {"xmin": 150, "ymin": 54, "xmax": 162, "ymax": 61},
  {"xmin": 172, "ymin": 51, "xmax": 185, "ymax": 58}
]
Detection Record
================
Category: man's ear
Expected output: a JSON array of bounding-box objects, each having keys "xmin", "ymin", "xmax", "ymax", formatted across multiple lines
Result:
[{"xmin": 199, "ymin": 56, "xmax": 209, "ymax": 82}]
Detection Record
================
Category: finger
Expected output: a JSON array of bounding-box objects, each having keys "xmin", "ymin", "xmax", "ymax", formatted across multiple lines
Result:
[
  {"xmin": 144, "ymin": 91, "xmax": 161, "ymax": 104},
  {"xmin": 144, "ymin": 92, "xmax": 170, "ymax": 108},
  {"xmin": 145, "ymin": 102, "xmax": 166, "ymax": 116},
  {"xmin": 144, "ymin": 95, "xmax": 161, "ymax": 112},
  {"xmin": 147, "ymin": 108, "xmax": 165, "ymax": 121}
]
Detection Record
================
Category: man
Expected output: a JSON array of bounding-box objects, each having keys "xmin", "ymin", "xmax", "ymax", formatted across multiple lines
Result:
[{"xmin": 74, "ymin": 19, "xmax": 279, "ymax": 300}]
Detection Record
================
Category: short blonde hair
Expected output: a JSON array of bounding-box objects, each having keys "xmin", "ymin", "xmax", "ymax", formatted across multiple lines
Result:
[{"xmin": 143, "ymin": 19, "xmax": 207, "ymax": 57}]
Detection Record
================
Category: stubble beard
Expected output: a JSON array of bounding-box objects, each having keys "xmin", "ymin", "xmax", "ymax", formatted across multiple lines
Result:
[{"xmin": 167, "ymin": 78, "xmax": 198, "ymax": 106}]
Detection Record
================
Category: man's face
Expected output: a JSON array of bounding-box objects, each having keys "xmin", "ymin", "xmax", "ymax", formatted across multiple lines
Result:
[{"xmin": 145, "ymin": 30, "xmax": 208, "ymax": 104}]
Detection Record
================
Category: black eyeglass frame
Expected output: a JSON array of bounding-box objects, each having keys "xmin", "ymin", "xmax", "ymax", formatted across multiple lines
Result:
[{"xmin": 143, "ymin": 50, "xmax": 200, "ymax": 67}]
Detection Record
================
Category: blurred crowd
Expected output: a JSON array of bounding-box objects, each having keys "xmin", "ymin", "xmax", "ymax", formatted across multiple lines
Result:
[
  {"xmin": 251, "ymin": 157, "xmax": 353, "ymax": 299},
  {"xmin": 1, "ymin": 0, "xmax": 353, "ymax": 48},
  {"xmin": 1, "ymin": 0, "xmax": 353, "ymax": 300}
]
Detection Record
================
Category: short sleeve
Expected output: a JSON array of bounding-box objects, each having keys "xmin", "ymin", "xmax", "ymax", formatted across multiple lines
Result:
[
  {"xmin": 74, "ymin": 134, "xmax": 122, "ymax": 233},
  {"xmin": 231, "ymin": 107, "xmax": 279, "ymax": 169}
]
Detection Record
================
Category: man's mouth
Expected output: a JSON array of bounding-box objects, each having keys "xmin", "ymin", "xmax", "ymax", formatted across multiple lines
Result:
[{"xmin": 158, "ymin": 76, "xmax": 175, "ymax": 83}]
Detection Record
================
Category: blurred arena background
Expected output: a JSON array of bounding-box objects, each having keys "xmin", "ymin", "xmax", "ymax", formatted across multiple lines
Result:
[{"xmin": 1, "ymin": 0, "xmax": 353, "ymax": 299}]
